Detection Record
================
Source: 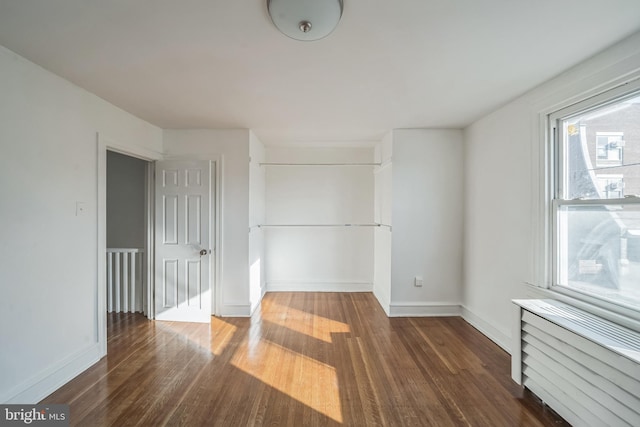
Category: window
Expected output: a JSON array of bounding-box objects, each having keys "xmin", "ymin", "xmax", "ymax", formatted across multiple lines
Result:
[{"xmin": 550, "ymin": 90, "xmax": 640, "ymax": 311}]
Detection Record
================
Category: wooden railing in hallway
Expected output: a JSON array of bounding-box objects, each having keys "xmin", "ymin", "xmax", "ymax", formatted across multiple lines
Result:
[{"xmin": 106, "ymin": 248, "xmax": 144, "ymax": 313}]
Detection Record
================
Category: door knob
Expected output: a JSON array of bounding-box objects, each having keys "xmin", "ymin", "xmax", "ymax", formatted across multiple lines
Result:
[{"xmin": 199, "ymin": 249, "xmax": 208, "ymax": 256}]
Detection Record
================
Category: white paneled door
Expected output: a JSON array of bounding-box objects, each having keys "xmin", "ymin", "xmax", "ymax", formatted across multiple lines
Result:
[{"xmin": 155, "ymin": 160, "xmax": 213, "ymax": 322}]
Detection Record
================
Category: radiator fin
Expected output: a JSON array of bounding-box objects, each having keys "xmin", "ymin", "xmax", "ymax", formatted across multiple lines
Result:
[
  {"xmin": 523, "ymin": 330, "xmax": 640, "ymax": 410},
  {"xmin": 513, "ymin": 299, "xmax": 640, "ymax": 427}
]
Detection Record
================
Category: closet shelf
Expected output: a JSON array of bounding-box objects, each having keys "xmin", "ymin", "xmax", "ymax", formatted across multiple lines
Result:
[
  {"xmin": 250, "ymin": 223, "xmax": 391, "ymax": 229},
  {"xmin": 259, "ymin": 162, "xmax": 381, "ymax": 167}
]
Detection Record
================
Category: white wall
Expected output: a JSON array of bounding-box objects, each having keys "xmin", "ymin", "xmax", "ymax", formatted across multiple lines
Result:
[
  {"xmin": 249, "ymin": 131, "xmax": 266, "ymax": 311},
  {"xmin": 462, "ymin": 101, "xmax": 532, "ymax": 350},
  {"xmin": 389, "ymin": 129, "xmax": 464, "ymax": 316},
  {"xmin": 106, "ymin": 151, "xmax": 146, "ymax": 248},
  {"xmin": 0, "ymin": 45, "xmax": 162, "ymax": 403},
  {"xmin": 462, "ymin": 31, "xmax": 640, "ymax": 352},
  {"xmin": 162, "ymin": 129, "xmax": 252, "ymax": 316},
  {"xmin": 264, "ymin": 147, "xmax": 375, "ymax": 291},
  {"xmin": 373, "ymin": 133, "xmax": 393, "ymax": 313}
]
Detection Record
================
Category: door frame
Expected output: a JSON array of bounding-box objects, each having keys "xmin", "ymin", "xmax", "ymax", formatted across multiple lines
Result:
[
  {"xmin": 97, "ymin": 133, "xmax": 162, "ymax": 357},
  {"xmin": 97, "ymin": 134, "xmax": 223, "ymax": 357}
]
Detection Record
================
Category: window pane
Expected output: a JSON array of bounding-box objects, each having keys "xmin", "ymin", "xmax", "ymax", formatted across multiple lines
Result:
[
  {"xmin": 563, "ymin": 94, "xmax": 640, "ymax": 200},
  {"xmin": 558, "ymin": 204, "xmax": 640, "ymax": 309}
]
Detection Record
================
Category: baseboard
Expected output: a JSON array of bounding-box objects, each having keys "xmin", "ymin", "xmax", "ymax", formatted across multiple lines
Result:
[
  {"xmin": 219, "ymin": 304, "xmax": 252, "ymax": 317},
  {"xmin": 388, "ymin": 302, "xmax": 461, "ymax": 317},
  {"xmin": 461, "ymin": 306, "xmax": 511, "ymax": 353},
  {"xmin": 2, "ymin": 343, "xmax": 102, "ymax": 404},
  {"xmin": 249, "ymin": 287, "xmax": 267, "ymax": 316},
  {"xmin": 250, "ymin": 300, "xmax": 260, "ymax": 316},
  {"xmin": 372, "ymin": 289, "xmax": 390, "ymax": 316},
  {"xmin": 266, "ymin": 281, "xmax": 373, "ymax": 292}
]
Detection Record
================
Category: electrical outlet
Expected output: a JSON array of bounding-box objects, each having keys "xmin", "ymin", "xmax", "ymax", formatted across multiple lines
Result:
[{"xmin": 414, "ymin": 276, "xmax": 423, "ymax": 287}]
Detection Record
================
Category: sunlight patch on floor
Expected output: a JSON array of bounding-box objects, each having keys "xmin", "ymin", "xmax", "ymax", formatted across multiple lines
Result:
[
  {"xmin": 155, "ymin": 320, "xmax": 214, "ymax": 354},
  {"xmin": 210, "ymin": 316, "xmax": 238, "ymax": 355},
  {"xmin": 264, "ymin": 302, "xmax": 351, "ymax": 343},
  {"xmin": 231, "ymin": 339, "xmax": 342, "ymax": 423}
]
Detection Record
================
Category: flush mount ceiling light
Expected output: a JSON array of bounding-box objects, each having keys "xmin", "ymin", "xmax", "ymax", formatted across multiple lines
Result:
[{"xmin": 267, "ymin": 0, "xmax": 343, "ymax": 41}]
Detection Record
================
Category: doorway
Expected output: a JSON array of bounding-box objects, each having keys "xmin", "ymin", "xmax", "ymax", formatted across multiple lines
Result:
[
  {"xmin": 97, "ymin": 135, "xmax": 220, "ymax": 357},
  {"xmin": 97, "ymin": 134, "xmax": 162, "ymax": 357},
  {"xmin": 106, "ymin": 151, "xmax": 150, "ymax": 316}
]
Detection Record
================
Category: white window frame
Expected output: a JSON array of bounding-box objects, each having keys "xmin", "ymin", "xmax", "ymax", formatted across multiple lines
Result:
[{"xmin": 545, "ymin": 81, "xmax": 640, "ymax": 322}]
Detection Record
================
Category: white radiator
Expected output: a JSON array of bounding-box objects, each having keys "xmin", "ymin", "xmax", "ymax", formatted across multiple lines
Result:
[
  {"xmin": 512, "ymin": 299, "xmax": 640, "ymax": 426},
  {"xmin": 106, "ymin": 248, "xmax": 144, "ymax": 313}
]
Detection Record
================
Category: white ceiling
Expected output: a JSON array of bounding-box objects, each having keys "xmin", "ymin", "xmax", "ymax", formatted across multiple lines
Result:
[{"xmin": 1, "ymin": 1, "xmax": 639, "ymax": 146}]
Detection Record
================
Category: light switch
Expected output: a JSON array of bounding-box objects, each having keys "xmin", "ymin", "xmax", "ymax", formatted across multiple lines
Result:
[
  {"xmin": 76, "ymin": 202, "xmax": 87, "ymax": 216},
  {"xmin": 414, "ymin": 276, "xmax": 423, "ymax": 287}
]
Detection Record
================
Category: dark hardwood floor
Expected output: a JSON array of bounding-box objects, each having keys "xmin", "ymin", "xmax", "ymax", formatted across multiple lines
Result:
[{"xmin": 42, "ymin": 292, "xmax": 568, "ymax": 426}]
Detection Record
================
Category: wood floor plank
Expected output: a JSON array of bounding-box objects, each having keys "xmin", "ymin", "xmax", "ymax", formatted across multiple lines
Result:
[{"xmin": 41, "ymin": 293, "xmax": 568, "ymax": 426}]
